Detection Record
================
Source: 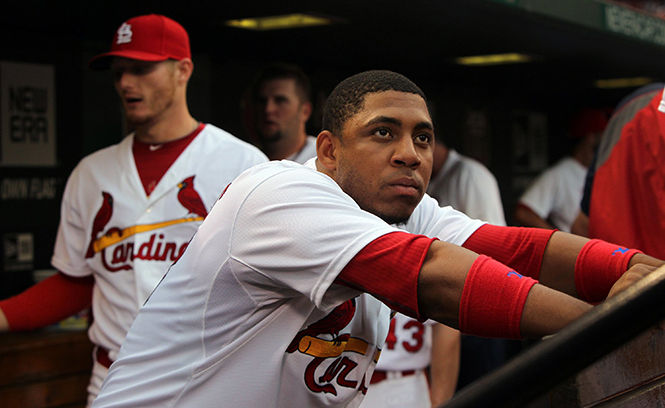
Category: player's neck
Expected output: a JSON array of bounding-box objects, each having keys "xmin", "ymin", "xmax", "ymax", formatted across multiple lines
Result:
[
  {"xmin": 134, "ymin": 105, "xmax": 198, "ymax": 145},
  {"xmin": 265, "ymin": 132, "xmax": 307, "ymax": 160}
]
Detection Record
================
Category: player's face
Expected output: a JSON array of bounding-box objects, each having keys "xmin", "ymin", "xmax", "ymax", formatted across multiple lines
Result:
[
  {"xmin": 111, "ymin": 58, "xmax": 179, "ymax": 127},
  {"xmin": 334, "ymin": 91, "xmax": 434, "ymax": 224},
  {"xmin": 255, "ymin": 78, "xmax": 309, "ymax": 143}
]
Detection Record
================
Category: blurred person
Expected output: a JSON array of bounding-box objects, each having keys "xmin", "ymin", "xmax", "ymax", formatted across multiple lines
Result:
[
  {"xmin": 572, "ymin": 83, "xmax": 665, "ymax": 259},
  {"xmin": 0, "ymin": 14, "xmax": 267, "ymax": 406},
  {"xmin": 515, "ymin": 108, "xmax": 608, "ymax": 232},
  {"xmin": 247, "ymin": 62, "xmax": 315, "ymax": 162}
]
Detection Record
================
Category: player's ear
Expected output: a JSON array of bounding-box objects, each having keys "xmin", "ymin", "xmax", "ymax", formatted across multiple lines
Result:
[
  {"xmin": 316, "ymin": 130, "xmax": 338, "ymax": 173},
  {"xmin": 300, "ymin": 101, "xmax": 312, "ymax": 122},
  {"xmin": 176, "ymin": 58, "xmax": 194, "ymax": 84}
]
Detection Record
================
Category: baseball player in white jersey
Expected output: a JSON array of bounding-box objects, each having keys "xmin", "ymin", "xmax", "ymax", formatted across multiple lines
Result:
[
  {"xmin": 93, "ymin": 70, "xmax": 661, "ymax": 408},
  {"xmin": 0, "ymin": 14, "xmax": 267, "ymax": 406}
]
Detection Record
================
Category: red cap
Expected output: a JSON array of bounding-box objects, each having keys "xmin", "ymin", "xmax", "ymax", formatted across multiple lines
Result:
[
  {"xmin": 569, "ymin": 108, "xmax": 609, "ymax": 139},
  {"xmin": 89, "ymin": 14, "xmax": 191, "ymax": 70}
]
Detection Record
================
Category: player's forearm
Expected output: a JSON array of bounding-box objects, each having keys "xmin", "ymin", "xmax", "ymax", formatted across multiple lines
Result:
[
  {"xmin": 514, "ymin": 205, "xmax": 554, "ymax": 229},
  {"xmin": 570, "ymin": 211, "xmax": 589, "ymax": 237},
  {"xmin": 519, "ymin": 284, "xmax": 591, "ymax": 337},
  {"xmin": 0, "ymin": 309, "xmax": 9, "ymax": 332},
  {"xmin": 538, "ymin": 231, "xmax": 587, "ymax": 296},
  {"xmin": 429, "ymin": 324, "xmax": 460, "ymax": 406}
]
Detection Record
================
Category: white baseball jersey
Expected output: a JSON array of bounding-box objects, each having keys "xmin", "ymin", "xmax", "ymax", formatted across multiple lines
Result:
[
  {"xmin": 518, "ymin": 156, "xmax": 586, "ymax": 232},
  {"xmin": 51, "ymin": 124, "xmax": 267, "ymax": 394},
  {"xmin": 372, "ymin": 314, "xmax": 434, "ymax": 372},
  {"xmin": 93, "ymin": 159, "xmax": 483, "ymax": 408},
  {"xmin": 427, "ymin": 149, "xmax": 506, "ymax": 226},
  {"xmin": 286, "ymin": 135, "xmax": 317, "ymax": 163}
]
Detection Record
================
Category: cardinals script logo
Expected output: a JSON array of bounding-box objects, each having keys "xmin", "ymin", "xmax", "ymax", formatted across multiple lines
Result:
[
  {"xmin": 286, "ymin": 299, "xmax": 378, "ymax": 398},
  {"xmin": 85, "ymin": 176, "xmax": 208, "ymax": 271}
]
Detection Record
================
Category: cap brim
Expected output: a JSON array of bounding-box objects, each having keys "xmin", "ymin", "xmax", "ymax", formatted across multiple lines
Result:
[{"xmin": 88, "ymin": 50, "xmax": 170, "ymax": 70}]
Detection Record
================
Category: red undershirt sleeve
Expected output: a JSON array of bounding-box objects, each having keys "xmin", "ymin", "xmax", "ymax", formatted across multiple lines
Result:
[
  {"xmin": 334, "ymin": 231, "xmax": 436, "ymax": 320},
  {"xmin": 0, "ymin": 272, "xmax": 94, "ymax": 331},
  {"xmin": 462, "ymin": 224, "xmax": 555, "ymax": 280}
]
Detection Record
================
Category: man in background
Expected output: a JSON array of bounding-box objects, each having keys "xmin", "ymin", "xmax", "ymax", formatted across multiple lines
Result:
[
  {"xmin": 0, "ymin": 14, "xmax": 266, "ymax": 406},
  {"xmin": 516, "ymin": 108, "xmax": 608, "ymax": 232},
  {"xmin": 246, "ymin": 62, "xmax": 315, "ymax": 162}
]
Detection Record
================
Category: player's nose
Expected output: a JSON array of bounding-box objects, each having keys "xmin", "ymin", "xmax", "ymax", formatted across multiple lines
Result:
[{"xmin": 391, "ymin": 136, "xmax": 421, "ymax": 168}]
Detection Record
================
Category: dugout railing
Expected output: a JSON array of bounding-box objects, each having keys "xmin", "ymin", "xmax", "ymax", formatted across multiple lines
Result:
[{"xmin": 440, "ymin": 265, "xmax": 665, "ymax": 408}]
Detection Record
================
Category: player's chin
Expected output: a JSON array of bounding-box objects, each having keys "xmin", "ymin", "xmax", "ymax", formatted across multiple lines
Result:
[
  {"xmin": 375, "ymin": 200, "xmax": 419, "ymax": 225},
  {"xmin": 124, "ymin": 112, "xmax": 151, "ymax": 126}
]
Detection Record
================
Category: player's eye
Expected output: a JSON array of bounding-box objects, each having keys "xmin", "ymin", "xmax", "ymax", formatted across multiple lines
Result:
[
  {"xmin": 414, "ymin": 133, "xmax": 432, "ymax": 145},
  {"xmin": 373, "ymin": 127, "xmax": 392, "ymax": 138}
]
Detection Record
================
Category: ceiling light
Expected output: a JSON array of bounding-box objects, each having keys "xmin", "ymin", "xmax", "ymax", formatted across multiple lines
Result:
[
  {"xmin": 455, "ymin": 53, "xmax": 532, "ymax": 66},
  {"xmin": 594, "ymin": 77, "xmax": 653, "ymax": 89},
  {"xmin": 225, "ymin": 14, "xmax": 335, "ymax": 31}
]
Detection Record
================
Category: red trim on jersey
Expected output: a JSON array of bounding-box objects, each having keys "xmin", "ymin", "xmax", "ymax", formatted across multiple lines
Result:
[
  {"xmin": 0, "ymin": 272, "xmax": 94, "ymax": 331},
  {"xmin": 133, "ymin": 122, "xmax": 205, "ymax": 196},
  {"xmin": 574, "ymin": 239, "xmax": 642, "ymax": 303},
  {"xmin": 459, "ymin": 255, "xmax": 537, "ymax": 339},
  {"xmin": 335, "ymin": 232, "xmax": 436, "ymax": 320},
  {"xmin": 462, "ymin": 224, "xmax": 555, "ymax": 280}
]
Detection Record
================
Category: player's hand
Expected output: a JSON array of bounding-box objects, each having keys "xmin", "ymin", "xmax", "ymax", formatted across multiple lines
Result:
[
  {"xmin": 0, "ymin": 309, "xmax": 9, "ymax": 332},
  {"xmin": 607, "ymin": 263, "xmax": 659, "ymax": 299}
]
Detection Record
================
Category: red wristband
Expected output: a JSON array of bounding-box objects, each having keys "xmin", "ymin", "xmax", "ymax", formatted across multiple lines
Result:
[
  {"xmin": 459, "ymin": 255, "xmax": 537, "ymax": 339},
  {"xmin": 574, "ymin": 239, "xmax": 642, "ymax": 303}
]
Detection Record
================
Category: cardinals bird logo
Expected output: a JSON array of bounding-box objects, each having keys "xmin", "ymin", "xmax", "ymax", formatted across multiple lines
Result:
[
  {"xmin": 85, "ymin": 191, "xmax": 114, "ymax": 258},
  {"xmin": 177, "ymin": 176, "xmax": 208, "ymax": 218},
  {"xmin": 287, "ymin": 299, "xmax": 357, "ymax": 353}
]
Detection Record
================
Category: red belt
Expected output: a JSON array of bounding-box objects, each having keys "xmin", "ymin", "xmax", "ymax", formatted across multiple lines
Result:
[
  {"xmin": 370, "ymin": 369, "xmax": 416, "ymax": 385},
  {"xmin": 96, "ymin": 346, "xmax": 113, "ymax": 369}
]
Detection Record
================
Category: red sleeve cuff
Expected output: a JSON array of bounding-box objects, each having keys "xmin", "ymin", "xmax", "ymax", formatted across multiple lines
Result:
[
  {"xmin": 0, "ymin": 272, "xmax": 93, "ymax": 331},
  {"xmin": 335, "ymin": 231, "xmax": 436, "ymax": 320}
]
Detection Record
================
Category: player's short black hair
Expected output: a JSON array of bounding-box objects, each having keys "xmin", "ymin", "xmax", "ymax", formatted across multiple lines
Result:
[
  {"xmin": 251, "ymin": 62, "xmax": 311, "ymax": 103},
  {"xmin": 322, "ymin": 70, "xmax": 428, "ymax": 136}
]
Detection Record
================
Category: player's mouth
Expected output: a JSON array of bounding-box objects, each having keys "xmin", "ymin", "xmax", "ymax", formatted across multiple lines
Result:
[
  {"xmin": 387, "ymin": 177, "xmax": 421, "ymax": 196},
  {"xmin": 124, "ymin": 96, "xmax": 143, "ymax": 107},
  {"xmin": 261, "ymin": 119, "xmax": 278, "ymax": 128}
]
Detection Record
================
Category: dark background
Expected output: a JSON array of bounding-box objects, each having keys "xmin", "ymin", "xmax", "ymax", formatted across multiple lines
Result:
[{"xmin": 2, "ymin": 0, "xmax": 665, "ymax": 296}]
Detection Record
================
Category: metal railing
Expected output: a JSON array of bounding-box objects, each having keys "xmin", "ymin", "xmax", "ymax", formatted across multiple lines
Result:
[{"xmin": 441, "ymin": 265, "xmax": 665, "ymax": 408}]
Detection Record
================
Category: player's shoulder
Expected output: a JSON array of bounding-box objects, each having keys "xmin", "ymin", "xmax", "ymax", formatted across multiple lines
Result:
[
  {"xmin": 75, "ymin": 134, "xmax": 132, "ymax": 172},
  {"xmin": 234, "ymin": 159, "xmax": 324, "ymax": 186},
  {"xmin": 197, "ymin": 124, "xmax": 267, "ymax": 158},
  {"xmin": 226, "ymin": 159, "xmax": 339, "ymax": 203},
  {"xmin": 449, "ymin": 151, "xmax": 497, "ymax": 183}
]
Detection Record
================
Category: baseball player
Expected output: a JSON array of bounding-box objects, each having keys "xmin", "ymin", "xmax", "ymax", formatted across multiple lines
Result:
[
  {"xmin": 0, "ymin": 14, "xmax": 267, "ymax": 406},
  {"xmin": 246, "ymin": 62, "xmax": 317, "ymax": 162},
  {"xmin": 93, "ymin": 70, "xmax": 661, "ymax": 408}
]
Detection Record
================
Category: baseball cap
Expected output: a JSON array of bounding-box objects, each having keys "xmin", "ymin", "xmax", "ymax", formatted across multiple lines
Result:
[
  {"xmin": 569, "ymin": 108, "xmax": 609, "ymax": 139},
  {"xmin": 89, "ymin": 14, "xmax": 191, "ymax": 70}
]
